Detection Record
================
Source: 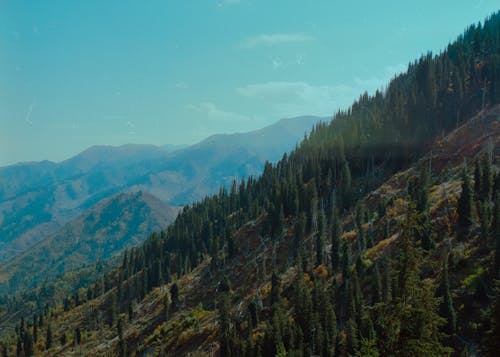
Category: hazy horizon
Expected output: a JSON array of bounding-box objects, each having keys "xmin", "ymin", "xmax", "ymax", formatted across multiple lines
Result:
[{"xmin": 1, "ymin": 1, "xmax": 499, "ymax": 166}]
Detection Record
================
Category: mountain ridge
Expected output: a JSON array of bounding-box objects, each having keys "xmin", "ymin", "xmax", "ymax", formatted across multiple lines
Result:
[
  {"xmin": 0, "ymin": 115, "xmax": 325, "ymax": 262},
  {"xmin": 0, "ymin": 190, "xmax": 180, "ymax": 293}
]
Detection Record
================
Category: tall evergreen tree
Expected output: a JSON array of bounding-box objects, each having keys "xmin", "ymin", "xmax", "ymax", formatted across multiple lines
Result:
[
  {"xmin": 45, "ymin": 324, "xmax": 52, "ymax": 350},
  {"xmin": 481, "ymin": 154, "xmax": 493, "ymax": 202},
  {"xmin": 331, "ymin": 207, "xmax": 342, "ymax": 272},
  {"xmin": 493, "ymin": 196, "xmax": 500, "ymax": 277},
  {"xmin": 438, "ymin": 256, "xmax": 456, "ymax": 336},
  {"xmin": 170, "ymin": 283, "xmax": 179, "ymax": 309},
  {"xmin": 457, "ymin": 166, "xmax": 474, "ymax": 232}
]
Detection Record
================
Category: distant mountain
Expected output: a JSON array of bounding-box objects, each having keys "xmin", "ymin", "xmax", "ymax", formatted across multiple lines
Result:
[
  {"xmin": 0, "ymin": 116, "xmax": 325, "ymax": 261},
  {"xmin": 0, "ymin": 191, "xmax": 180, "ymax": 293},
  {"xmin": 131, "ymin": 115, "xmax": 326, "ymax": 204}
]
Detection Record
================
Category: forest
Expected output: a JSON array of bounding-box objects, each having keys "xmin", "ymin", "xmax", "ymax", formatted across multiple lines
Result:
[{"xmin": 2, "ymin": 10, "xmax": 500, "ymax": 357}]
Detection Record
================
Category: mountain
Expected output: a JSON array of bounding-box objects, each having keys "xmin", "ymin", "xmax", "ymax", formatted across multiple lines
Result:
[
  {"xmin": 0, "ymin": 191, "xmax": 180, "ymax": 293},
  {"xmin": 0, "ymin": 116, "xmax": 325, "ymax": 262},
  {"xmin": 3, "ymin": 10, "xmax": 500, "ymax": 357},
  {"xmin": 7, "ymin": 103, "xmax": 499, "ymax": 357},
  {"xmin": 136, "ymin": 115, "xmax": 325, "ymax": 204}
]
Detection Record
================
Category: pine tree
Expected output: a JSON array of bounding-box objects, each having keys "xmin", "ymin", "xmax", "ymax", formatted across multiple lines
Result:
[
  {"xmin": 486, "ymin": 283, "xmax": 500, "ymax": 356},
  {"xmin": 23, "ymin": 332, "xmax": 33, "ymax": 357},
  {"xmin": 60, "ymin": 332, "xmax": 67, "ymax": 346},
  {"xmin": 117, "ymin": 317, "xmax": 126, "ymax": 357},
  {"xmin": 355, "ymin": 338, "xmax": 380, "ymax": 357},
  {"xmin": 45, "ymin": 324, "xmax": 52, "ymax": 350},
  {"xmin": 108, "ymin": 293, "xmax": 117, "ymax": 327},
  {"xmin": 74, "ymin": 327, "xmax": 81, "ymax": 345},
  {"xmin": 457, "ymin": 167, "xmax": 473, "ymax": 231},
  {"xmin": 474, "ymin": 160, "xmax": 483, "ymax": 201},
  {"xmin": 340, "ymin": 159, "xmax": 352, "ymax": 209},
  {"xmin": 16, "ymin": 336, "xmax": 22, "ymax": 357},
  {"xmin": 373, "ymin": 206, "xmax": 451, "ymax": 356},
  {"xmin": 316, "ymin": 226, "xmax": 325, "ymax": 267},
  {"xmin": 33, "ymin": 315, "xmax": 37, "ymax": 344},
  {"xmin": 493, "ymin": 196, "xmax": 500, "ymax": 277},
  {"xmin": 331, "ymin": 207, "xmax": 342, "ymax": 272},
  {"xmin": 270, "ymin": 272, "xmax": 281, "ymax": 308},
  {"xmin": 219, "ymin": 293, "xmax": 232, "ymax": 357},
  {"xmin": 479, "ymin": 201, "xmax": 490, "ymax": 242},
  {"xmin": 170, "ymin": 283, "xmax": 179, "ymax": 309},
  {"xmin": 438, "ymin": 256, "xmax": 456, "ymax": 335},
  {"xmin": 481, "ymin": 154, "xmax": 493, "ymax": 202}
]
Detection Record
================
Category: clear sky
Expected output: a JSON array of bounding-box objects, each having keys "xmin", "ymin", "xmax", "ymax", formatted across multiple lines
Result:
[{"xmin": 1, "ymin": 1, "xmax": 498, "ymax": 166}]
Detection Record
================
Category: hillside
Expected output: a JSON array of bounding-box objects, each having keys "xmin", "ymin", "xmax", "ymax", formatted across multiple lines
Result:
[
  {"xmin": 2, "ymin": 10, "xmax": 500, "ymax": 357},
  {"xmin": 7, "ymin": 105, "xmax": 496, "ymax": 356},
  {"xmin": 0, "ymin": 116, "xmax": 324, "ymax": 262},
  {"xmin": 0, "ymin": 191, "xmax": 180, "ymax": 294}
]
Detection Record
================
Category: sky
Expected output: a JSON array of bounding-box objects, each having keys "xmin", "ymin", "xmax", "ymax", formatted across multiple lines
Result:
[{"xmin": 0, "ymin": 1, "xmax": 499, "ymax": 166}]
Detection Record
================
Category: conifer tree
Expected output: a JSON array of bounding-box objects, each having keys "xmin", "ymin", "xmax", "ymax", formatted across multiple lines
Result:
[
  {"xmin": 373, "ymin": 206, "xmax": 451, "ymax": 356},
  {"xmin": 117, "ymin": 317, "xmax": 126, "ymax": 357},
  {"xmin": 219, "ymin": 293, "xmax": 232, "ymax": 357},
  {"xmin": 33, "ymin": 315, "xmax": 37, "ymax": 344},
  {"xmin": 474, "ymin": 160, "xmax": 483, "ymax": 201},
  {"xmin": 108, "ymin": 293, "xmax": 117, "ymax": 327},
  {"xmin": 331, "ymin": 207, "xmax": 342, "ymax": 272},
  {"xmin": 438, "ymin": 256, "xmax": 456, "ymax": 335},
  {"xmin": 74, "ymin": 327, "xmax": 81, "ymax": 345},
  {"xmin": 45, "ymin": 324, "xmax": 52, "ymax": 350},
  {"xmin": 23, "ymin": 332, "xmax": 33, "ymax": 357},
  {"xmin": 60, "ymin": 332, "xmax": 67, "ymax": 346},
  {"xmin": 481, "ymin": 154, "xmax": 493, "ymax": 202},
  {"xmin": 270, "ymin": 272, "xmax": 281, "ymax": 308},
  {"xmin": 493, "ymin": 196, "xmax": 500, "ymax": 277},
  {"xmin": 457, "ymin": 166, "xmax": 473, "ymax": 231},
  {"xmin": 486, "ymin": 284, "xmax": 500, "ymax": 356},
  {"xmin": 170, "ymin": 283, "xmax": 179, "ymax": 309},
  {"xmin": 340, "ymin": 159, "xmax": 352, "ymax": 209}
]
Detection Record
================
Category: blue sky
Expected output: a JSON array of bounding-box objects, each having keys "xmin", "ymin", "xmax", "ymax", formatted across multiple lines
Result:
[{"xmin": 1, "ymin": 1, "xmax": 499, "ymax": 166}]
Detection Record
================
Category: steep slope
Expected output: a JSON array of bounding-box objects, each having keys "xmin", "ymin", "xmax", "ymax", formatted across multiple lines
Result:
[
  {"xmin": 0, "ymin": 116, "xmax": 324, "ymax": 261},
  {"xmin": 0, "ymin": 191, "xmax": 180, "ymax": 293},
  {"xmin": 17, "ymin": 104, "xmax": 500, "ymax": 357},
  {"xmin": 3, "ymin": 11, "xmax": 500, "ymax": 357}
]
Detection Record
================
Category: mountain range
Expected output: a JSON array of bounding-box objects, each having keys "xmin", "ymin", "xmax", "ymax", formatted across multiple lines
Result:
[
  {"xmin": 3, "ymin": 9, "xmax": 500, "ymax": 357},
  {"xmin": 0, "ymin": 115, "xmax": 325, "ymax": 289}
]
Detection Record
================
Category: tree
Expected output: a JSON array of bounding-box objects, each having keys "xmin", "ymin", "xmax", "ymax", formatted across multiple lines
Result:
[
  {"xmin": 485, "ymin": 283, "xmax": 500, "ymax": 356},
  {"xmin": 481, "ymin": 154, "xmax": 493, "ymax": 202},
  {"xmin": 74, "ymin": 327, "xmax": 81, "ymax": 345},
  {"xmin": 373, "ymin": 206, "xmax": 451, "ymax": 356},
  {"xmin": 23, "ymin": 332, "xmax": 33, "ymax": 357},
  {"xmin": 117, "ymin": 317, "xmax": 126, "ymax": 357},
  {"xmin": 33, "ymin": 315, "xmax": 38, "ymax": 344},
  {"xmin": 219, "ymin": 293, "xmax": 232, "ymax": 357},
  {"xmin": 60, "ymin": 332, "xmax": 67, "ymax": 346},
  {"xmin": 457, "ymin": 167, "xmax": 473, "ymax": 232},
  {"xmin": 438, "ymin": 256, "xmax": 456, "ymax": 335},
  {"xmin": 170, "ymin": 283, "xmax": 179, "ymax": 309},
  {"xmin": 340, "ymin": 159, "xmax": 353, "ymax": 209},
  {"xmin": 45, "ymin": 324, "xmax": 52, "ymax": 350},
  {"xmin": 108, "ymin": 293, "xmax": 117, "ymax": 327},
  {"xmin": 474, "ymin": 160, "xmax": 483, "ymax": 201},
  {"xmin": 331, "ymin": 207, "xmax": 342, "ymax": 272},
  {"xmin": 270, "ymin": 272, "xmax": 281, "ymax": 308},
  {"xmin": 355, "ymin": 338, "xmax": 380, "ymax": 357},
  {"xmin": 493, "ymin": 196, "xmax": 500, "ymax": 277}
]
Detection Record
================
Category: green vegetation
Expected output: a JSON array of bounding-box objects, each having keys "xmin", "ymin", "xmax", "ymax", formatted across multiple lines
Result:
[{"xmin": 3, "ymin": 10, "xmax": 500, "ymax": 357}]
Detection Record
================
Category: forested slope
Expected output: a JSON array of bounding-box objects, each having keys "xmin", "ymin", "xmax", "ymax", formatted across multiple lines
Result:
[{"xmin": 2, "ymin": 10, "xmax": 500, "ymax": 357}]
